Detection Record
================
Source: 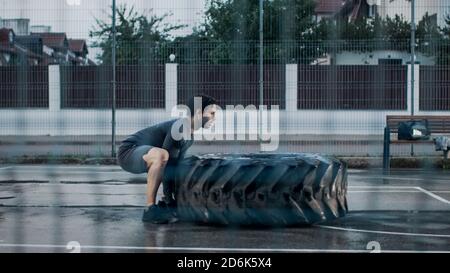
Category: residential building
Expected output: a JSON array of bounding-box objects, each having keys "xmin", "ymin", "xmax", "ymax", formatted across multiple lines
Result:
[
  {"xmin": 30, "ymin": 25, "xmax": 52, "ymax": 33},
  {"xmin": 0, "ymin": 28, "xmax": 42, "ymax": 65},
  {"xmin": 315, "ymin": 0, "xmax": 346, "ymax": 21},
  {"xmin": 68, "ymin": 39, "xmax": 91, "ymax": 65},
  {"xmin": 31, "ymin": 32, "xmax": 70, "ymax": 65},
  {"xmin": 0, "ymin": 18, "xmax": 30, "ymax": 35}
]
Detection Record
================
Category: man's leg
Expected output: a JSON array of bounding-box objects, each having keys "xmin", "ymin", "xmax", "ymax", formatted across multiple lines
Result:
[{"xmin": 142, "ymin": 147, "xmax": 169, "ymax": 206}]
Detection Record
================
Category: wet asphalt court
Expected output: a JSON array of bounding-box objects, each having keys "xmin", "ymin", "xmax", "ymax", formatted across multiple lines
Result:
[{"xmin": 0, "ymin": 165, "xmax": 449, "ymax": 253}]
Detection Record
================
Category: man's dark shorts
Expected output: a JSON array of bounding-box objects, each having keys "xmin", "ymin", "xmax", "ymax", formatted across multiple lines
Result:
[{"xmin": 117, "ymin": 144, "xmax": 154, "ymax": 174}]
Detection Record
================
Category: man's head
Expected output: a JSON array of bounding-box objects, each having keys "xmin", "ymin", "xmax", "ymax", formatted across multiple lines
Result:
[{"xmin": 187, "ymin": 94, "xmax": 218, "ymax": 130}]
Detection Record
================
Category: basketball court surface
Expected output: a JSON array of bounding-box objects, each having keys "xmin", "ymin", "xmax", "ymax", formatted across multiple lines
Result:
[{"xmin": 0, "ymin": 165, "xmax": 449, "ymax": 253}]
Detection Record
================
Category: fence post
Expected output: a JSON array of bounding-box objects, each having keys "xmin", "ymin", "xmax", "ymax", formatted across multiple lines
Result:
[
  {"xmin": 48, "ymin": 65, "xmax": 61, "ymax": 111},
  {"xmin": 410, "ymin": 0, "xmax": 416, "ymax": 116},
  {"xmin": 111, "ymin": 0, "xmax": 117, "ymax": 158},
  {"xmin": 413, "ymin": 65, "xmax": 420, "ymax": 113},
  {"xmin": 407, "ymin": 64, "xmax": 420, "ymax": 114},
  {"xmin": 285, "ymin": 64, "xmax": 298, "ymax": 112},
  {"xmin": 165, "ymin": 63, "xmax": 178, "ymax": 112},
  {"xmin": 383, "ymin": 126, "xmax": 391, "ymax": 173}
]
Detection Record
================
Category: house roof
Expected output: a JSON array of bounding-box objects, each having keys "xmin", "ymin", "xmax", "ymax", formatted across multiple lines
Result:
[
  {"xmin": 315, "ymin": 0, "xmax": 346, "ymax": 14},
  {"xmin": 14, "ymin": 43, "xmax": 43, "ymax": 59},
  {"xmin": 349, "ymin": 0, "xmax": 363, "ymax": 21},
  {"xmin": 0, "ymin": 44, "xmax": 42, "ymax": 60},
  {"xmin": 15, "ymin": 35, "xmax": 43, "ymax": 45},
  {"xmin": 68, "ymin": 39, "xmax": 88, "ymax": 54},
  {"xmin": 336, "ymin": 0, "xmax": 368, "ymax": 22},
  {"xmin": 0, "ymin": 44, "xmax": 15, "ymax": 54},
  {"xmin": 0, "ymin": 28, "xmax": 14, "ymax": 46},
  {"xmin": 15, "ymin": 35, "xmax": 43, "ymax": 55},
  {"xmin": 31, "ymin": 32, "xmax": 68, "ymax": 49},
  {"xmin": 0, "ymin": 29, "xmax": 45, "ymax": 61}
]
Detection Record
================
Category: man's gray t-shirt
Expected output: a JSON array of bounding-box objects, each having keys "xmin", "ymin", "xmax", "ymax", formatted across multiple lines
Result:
[{"xmin": 120, "ymin": 118, "xmax": 193, "ymax": 165}]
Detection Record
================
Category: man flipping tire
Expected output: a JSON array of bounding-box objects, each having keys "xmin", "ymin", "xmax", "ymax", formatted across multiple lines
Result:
[{"xmin": 117, "ymin": 95, "xmax": 218, "ymax": 224}]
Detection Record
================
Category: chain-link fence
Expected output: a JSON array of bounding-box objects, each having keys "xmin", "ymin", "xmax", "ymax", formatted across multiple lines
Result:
[
  {"xmin": 0, "ymin": 0, "xmax": 450, "ymax": 254},
  {"xmin": 0, "ymin": 0, "xmax": 449, "ymax": 159}
]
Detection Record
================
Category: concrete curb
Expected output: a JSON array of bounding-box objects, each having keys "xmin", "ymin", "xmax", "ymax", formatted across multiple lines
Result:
[
  {"xmin": 339, "ymin": 156, "xmax": 450, "ymax": 169},
  {"xmin": 1, "ymin": 155, "xmax": 449, "ymax": 169}
]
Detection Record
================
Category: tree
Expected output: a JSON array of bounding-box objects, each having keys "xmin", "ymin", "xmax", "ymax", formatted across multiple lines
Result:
[
  {"xmin": 330, "ymin": 14, "xmax": 442, "ymax": 53},
  {"xmin": 89, "ymin": 4, "xmax": 184, "ymax": 64},
  {"xmin": 177, "ymin": 0, "xmax": 326, "ymax": 64},
  {"xmin": 203, "ymin": 0, "xmax": 317, "ymax": 41},
  {"xmin": 332, "ymin": 17, "xmax": 378, "ymax": 52},
  {"xmin": 442, "ymin": 13, "xmax": 450, "ymax": 38},
  {"xmin": 416, "ymin": 13, "xmax": 442, "ymax": 58},
  {"xmin": 435, "ymin": 13, "xmax": 450, "ymax": 65}
]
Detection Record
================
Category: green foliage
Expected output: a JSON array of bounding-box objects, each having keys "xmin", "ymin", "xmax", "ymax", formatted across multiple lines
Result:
[
  {"xmin": 328, "ymin": 15, "xmax": 411, "ymax": 52},
  {"xmin": 329, "ymin": 13, "xmax": 449, "ymax": 64},
  {"xmin": 89, "ymin": 4, "xmax": 185, "ymax": 64},
  {"xmin": 436, "ymin": 13, "xmax": 450, "ymax": 64},
  {"xmin": 174, "ymin": 0, "xmax": 326, "ymax": 64},
  {"xmin": 202, "ymin": 0, "xmax": 317, "ymax": 41},
  {"xmin": 89, "ymin": 3, "xmax": 450, "ymax": 65}
]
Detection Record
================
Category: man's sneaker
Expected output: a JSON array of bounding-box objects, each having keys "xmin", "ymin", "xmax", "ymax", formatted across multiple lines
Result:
[
  {"xmin": 142, "ymin": 204, "xmax": 172, "ymax": 224},
  {"xmin": 158, "ymin": 196, "xmax": 178, "ymax": 218}
]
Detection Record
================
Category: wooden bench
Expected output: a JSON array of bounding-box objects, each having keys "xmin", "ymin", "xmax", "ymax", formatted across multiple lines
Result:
[{"xmin": 383, "ymin": 115, "xmax": 450, "ymax": 170}]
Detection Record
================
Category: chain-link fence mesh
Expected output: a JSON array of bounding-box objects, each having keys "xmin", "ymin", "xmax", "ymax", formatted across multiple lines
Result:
[{"xmin": 0, "ymin": 0, "xmax": 449, "ymax": 253}]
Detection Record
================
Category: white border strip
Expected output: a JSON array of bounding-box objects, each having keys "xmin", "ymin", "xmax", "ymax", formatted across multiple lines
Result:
[{"xmin": 0, "ymin": 243, "xmax": 449, "ymax": 253}]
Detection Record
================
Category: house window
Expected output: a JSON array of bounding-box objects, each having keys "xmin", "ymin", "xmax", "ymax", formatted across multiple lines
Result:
[
  {"xmin": 3, "ymin": 53, "xmax": 11, "ymax": 63},
  {"xmin": 8, "ymin": 31, "xmax": 14, "ymax": 44},
  {"xmin": 368, "ymin": 5, "xmax": 377, "ymax": 18},
  {"xmin": 378, "ymin": 58, "xmax": 402, "ymax": 65}
]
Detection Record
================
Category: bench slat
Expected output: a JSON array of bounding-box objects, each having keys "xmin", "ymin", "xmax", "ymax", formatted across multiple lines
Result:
[
  {"xmin": 390, "ymin": 140, "xmax": 434, "ymax": 144},
  {"xmin": 384, "ymin": 115, "xmax": 450, "ymax": 170},
  {"xmin": 386, "ymin": 115, "xmax": 450, "ymax": 134}
]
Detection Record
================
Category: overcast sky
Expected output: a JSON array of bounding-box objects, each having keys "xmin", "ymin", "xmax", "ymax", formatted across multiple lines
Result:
[
  {"xmin": 2, "ymin": 0, "xmax": 450, "ymax": 61},
  {"xmin": 0, "ymin": 0, "xmax": 207, "ymax": 59}
]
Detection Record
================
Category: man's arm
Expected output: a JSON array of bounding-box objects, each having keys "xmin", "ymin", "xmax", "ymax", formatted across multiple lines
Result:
[
  {"xmin": 177, "ymin": 140, "xmax": 193, "ymax": 162},
  {"xmin": 161, "ymin": 133, "xmax": 181, "ymax": 164}
]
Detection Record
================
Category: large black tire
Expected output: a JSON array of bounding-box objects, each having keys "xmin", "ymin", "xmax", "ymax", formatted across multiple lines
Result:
[{"xmin": 173, "ymin": 153, "xmax": 348, "ymax": 226}]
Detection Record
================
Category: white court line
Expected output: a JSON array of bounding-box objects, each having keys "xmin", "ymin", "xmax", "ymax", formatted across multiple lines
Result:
[
  {"xmin": 349, "ymin": 186, "xmax": 420, "ymax": 189},
  {"xmin": 348, "ymin": 190, "xmax": 419, "ymax": 193},
  {"xmin": 317, "ymin": 225, "xmax": 450, "ymax": 238},
  {"xmin": 352, "ymin": 176, "xmax": 450, "ymax": 182},
  {"xmin": 351, "ymin": 176, "xmax": 424, "ymax": 181},
  {"xmin": 0, "ymin": 243, "xmax": 449, "ymax": 253},
  {"xmin": 350, "ymin": 186, "xmax": 450, "ymax": 205},
  {"xmin": 415, "ymin": 187, "xmax": 450, "ymax": 205},
  {"xmin": 0, "ymin": 167, "xmax": 11, "ymax": 170}
]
